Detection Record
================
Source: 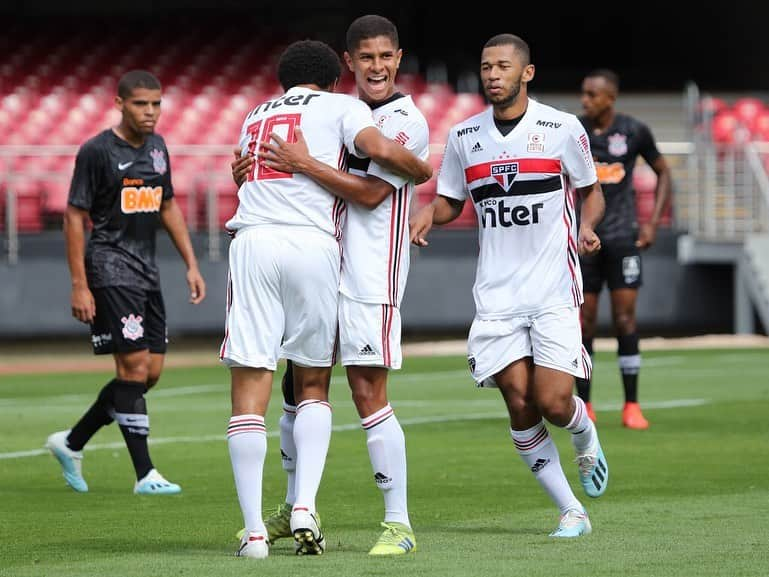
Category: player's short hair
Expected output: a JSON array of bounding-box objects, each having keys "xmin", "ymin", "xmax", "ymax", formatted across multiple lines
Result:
[
  {"xmin": 483, "ymin": 34, "xmax": 530, "ymax": 66},
  {"xmin": 117, "ymin": 70, "xmax": 161, "ymax": 99},
  {"xmin": 585, "ymin": 68, "xmax": 620, "ymax": 91},
  {"xmin": 277, "ymin": 40, "xmax": 342, "ymax": 91},
  {"xmin": 346, "ymin": 14, "xmax": 399, "ymax": 51}
]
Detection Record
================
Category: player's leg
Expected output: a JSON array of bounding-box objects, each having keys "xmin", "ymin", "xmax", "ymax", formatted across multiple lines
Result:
[
  {"xmin": 530, "ymin": 306, "xmax": 608, "ymax": 503},
  {"xmin": 606, "ymin": 244, "xmax": 648, "ymax": 429},
  {"xmin": 229, "ymin": 366, "xmax": 273, "ymax": 559},
  {"xmin": 220, "ymin": 227, "xmax": 286, "ymax": 559},
  {"xmin": 280, "ymin": 228, "xmax": 340, "ymax": 555},
  {"xmin": 340, "ymin": 296, "xmax": 415, "ymax": 555}
]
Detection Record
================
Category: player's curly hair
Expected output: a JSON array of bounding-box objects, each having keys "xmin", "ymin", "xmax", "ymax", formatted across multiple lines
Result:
[
  {"xmin": 346, "ymin": 14, "xmax": 399, "ymax": 52},
  {"xmin": 117, "ymin": 70, "xmax": 161, "ymax": 99},
  {"xmin": 277, "ymin": 40, "xmax": 341, "ymax": 91}
]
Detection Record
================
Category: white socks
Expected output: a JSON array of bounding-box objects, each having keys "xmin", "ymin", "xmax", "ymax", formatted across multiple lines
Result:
[
  {"xmin": 292, "ymin": 399, "xmax": 332, "ymax": 514},
  {"xmin": 566, "ymin": 395, "xmax": 598, "ymax": 454},
  {"xmin": 362, "ymin": 404, "xmax": 410, "ymax": 527},
  {"xmin": 227, "ymin": 414, "xmax": 267, "ymax": 535},
  {"xmin": 279, "ymin": 403, "xmax": 297, "ymax": 505},
  {"xmin": 511, "ymin": 420, "xmax": 582, "ymax": 514}
]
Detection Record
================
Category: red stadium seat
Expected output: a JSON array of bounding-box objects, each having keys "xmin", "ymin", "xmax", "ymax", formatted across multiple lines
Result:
[{"xmin": 731, "ymin": 97, "xmax": 766, "ymax": 127}]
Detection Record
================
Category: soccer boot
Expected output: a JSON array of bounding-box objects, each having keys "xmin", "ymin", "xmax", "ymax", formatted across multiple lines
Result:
[
  {"xmin": 575, "ymin": 437, "xmax": 609, "ymax": 498},
  {"xmin": 45, "ymin": 430, "xmax": 88, "ymax": 493},
  {"xmin": 133, "ymin": 468, "xmax": 182, "ymax": 495},
  {"xmin": 290, "ymin": 508, "xmax": 325, "ymax": 555},
  {"xmin": 585, "ymin": 401, "xmax": 597, "ymax": 423},
  {"xmin": 622, "ymin": 402, "xmax": 650, "ymax": 430},
  {"xmin": 368, "ymin": 522, "xmax": 417, "ymax": 555},
  {"xmin": 236, "ymin": 502, "xmax": 294, "ymax": 544},
  {"xmin": 549, "ymin": 507, "xmax": 592, "ymax": 538},
  {"xmin": 236, "ymin": 531, "xmax": 269, "ymax": 559}
]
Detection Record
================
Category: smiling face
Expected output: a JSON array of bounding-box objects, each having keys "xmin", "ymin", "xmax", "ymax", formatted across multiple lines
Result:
[
  {"xmin": 115, "ymin": 87, "xmax": 161, "ymax": 136},
  {"xmin": 344, "ymin": 35, "xmax": 402, "ymax": 105}
]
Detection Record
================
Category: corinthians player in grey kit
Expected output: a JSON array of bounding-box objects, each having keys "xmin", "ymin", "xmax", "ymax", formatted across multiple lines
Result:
[{"xmin": 46, "ymin": 70, "xmax": 206, "ymax": 495}]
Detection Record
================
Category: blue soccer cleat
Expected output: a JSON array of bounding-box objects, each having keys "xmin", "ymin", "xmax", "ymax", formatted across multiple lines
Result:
[
  {"xmin": 549, "ymin": 507, "xmax": 592, "ymax": 538},
  {"xmin": 575, "ymin": 438, "xmax": 609, "ymax": 498},
  {"xmin": 45, "ymin": 430, "xmax": 88, "ymax": 493},
  {"xmin": 133, "ymin": 469, "xmax": 182, "ymax": 495}
]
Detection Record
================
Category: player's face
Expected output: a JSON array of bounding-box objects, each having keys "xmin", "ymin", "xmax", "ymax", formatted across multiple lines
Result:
[
  {"xmin": 480, "ymin": 45, "xmax": 533, "ymax": 108},
  {"xmin": 116, "ymin": 87, "xmax": 162, "ymax": 135},
  {"xmin": 580, "ymin": 77, "xmax": 614, "ymax": 120},
  {"xmin": 345, "ymin": 36, "xmax": 402, "ymax": 105}
]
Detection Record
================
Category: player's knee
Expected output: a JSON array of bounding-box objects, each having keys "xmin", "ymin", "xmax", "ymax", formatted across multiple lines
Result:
[
  {"xmin": 536, "ymin": 388, "xmax": 573, "ymax": 425},
  {"xmin": 613, "ymin": 312, "xmax": 636, "ymax": 334},
  {"xmin": 146, "ymin": 373, "xmax": 161, "ymax": 390}
]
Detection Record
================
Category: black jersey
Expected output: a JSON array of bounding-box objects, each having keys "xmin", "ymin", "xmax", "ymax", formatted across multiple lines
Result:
[
  {"xmin": 578, "ymin": 113, "xmax": 660, "ymax": 244},
  {"xmin": 68, "ymin": 129, "xmax": 174, "ymax": 290}
]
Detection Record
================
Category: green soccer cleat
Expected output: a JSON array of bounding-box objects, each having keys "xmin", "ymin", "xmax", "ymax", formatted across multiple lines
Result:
[
  {"xmin": 368, "ymin": 522, "xmax": 417, "ymax": 555},
  {"xmin": 235, "ymin": 502, "xmax": 298, "ymax": 545}
]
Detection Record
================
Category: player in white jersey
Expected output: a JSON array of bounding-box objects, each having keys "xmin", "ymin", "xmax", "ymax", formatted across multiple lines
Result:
[
  {"xmin": 233, "ymin": 16, "xmax": 426, "ymax": 556},
  {"xmin": 223, "ymin": 39, "xmax": 432, "ymax": 560},
  {"xmin": 410, "ymin": 34, "xmax": 609, "ymax": 538}
]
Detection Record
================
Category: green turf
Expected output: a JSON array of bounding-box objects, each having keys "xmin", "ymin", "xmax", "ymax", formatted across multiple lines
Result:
[{"xmin": 1, "ymin": 349, "xmax": 768, "ymax": 576}]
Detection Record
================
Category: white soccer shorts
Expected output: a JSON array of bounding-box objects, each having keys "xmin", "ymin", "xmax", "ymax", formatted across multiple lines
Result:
[
  {"xmin": 338, "ymin": 293, "xmax": 402, "ymax": 369},
  {"xmin": 466, "ymin": 305, "xmax": 591, "ymax": 387},
  {"xmin": 219, "ymin": 226, "xmax": 340, "ymax": 370}
]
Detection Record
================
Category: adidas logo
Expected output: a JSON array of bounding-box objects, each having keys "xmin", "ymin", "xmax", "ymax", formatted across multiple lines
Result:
[
  {"xmin": 471, "ymin": 141, "xmax": 483, "ymax": 152},
  {"xmin": 530, "ymin": 457, "xmax": 550, "ymax": 473},
  {"xmin": 359, "ymin": 344, "xmax": 377, "ymax": 356},
  {"xmin": 280, "ymin": 449, "xmax": 293, "ymax": 463},
  {"xmin": 374, "ymin": 471, "xmax": 392, "ymax": 485},
  {"xmin": 572, "ymin": 358, "xmax": 579, "ymax": 368}
]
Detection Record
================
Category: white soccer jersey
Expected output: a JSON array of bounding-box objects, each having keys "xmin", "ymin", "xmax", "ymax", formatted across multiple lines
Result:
[
  {"xmin": 438, "ymin": 97, "xmax": 597, "ymax": 319},
  {"xmin": 225, "ymin": 86, "xmax": 376, "ymax": 238},
  {"xmin": 341, "ymin": 94, "xmax": 430, "ymax": 306}
]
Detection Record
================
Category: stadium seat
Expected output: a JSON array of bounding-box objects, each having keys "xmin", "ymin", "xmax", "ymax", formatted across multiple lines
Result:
[{"xmin": 731, "ymin": 97, "xmax": 766, "ymax": 127}]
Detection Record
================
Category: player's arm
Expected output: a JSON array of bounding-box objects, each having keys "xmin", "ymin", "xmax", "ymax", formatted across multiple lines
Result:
[
  {"xmin": 159, "ymin": 198, "xmax": 206, "ymax": 304},
  {"xmin": 576, "ymin": 181, "xmax": 605, "ymax": 255},
  {"xmin": 258, "ymin": 128, "xmax": 395, "ymax": 209},
  {"xmin": 353, "ymin": 126, "xmax": 432, "ymax": 185},
  {"xmin": 638, "ymin": 154, "xmax": 672, "ymax": 249},
  {"xmin": 63, "ymin": 204, "xmax": 95, "ymax": 324},
  {"xmin": 409, "ymin": 195, "xmax": 465, "ymax": 247}
]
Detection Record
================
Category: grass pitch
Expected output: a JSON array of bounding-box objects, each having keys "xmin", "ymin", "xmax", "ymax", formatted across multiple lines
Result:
[{"xmin": 1, "ymin": 348, "xmax": 768, "ymax": 577}]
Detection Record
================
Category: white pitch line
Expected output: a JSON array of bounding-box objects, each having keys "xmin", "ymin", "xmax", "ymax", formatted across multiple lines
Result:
[{"xmin": 0, "ymin": 398, "xmax": 709, "ymax": 461}]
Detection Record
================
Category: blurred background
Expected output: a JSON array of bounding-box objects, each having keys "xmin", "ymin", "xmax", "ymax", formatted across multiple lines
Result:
[{"xmin": 1, "ymin": 0, "xmax": 768, "ymax": 346}]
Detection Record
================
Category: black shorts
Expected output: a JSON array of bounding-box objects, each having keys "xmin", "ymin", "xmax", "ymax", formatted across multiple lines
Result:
[
  {"xmin": 580, "ymin": 241, "xmax": 642, "ymax": 293},
  {"xmin": 90, "ymin": 286, "xmax": 168, "ymax": 355}
]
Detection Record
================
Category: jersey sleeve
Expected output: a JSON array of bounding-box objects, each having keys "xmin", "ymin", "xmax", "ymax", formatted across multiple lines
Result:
[
  {"xmin": 366, "ymin": 116, "xmax": 430, "ymax": 189},
  {"xmin": 340, "ymin": 97, "xmax": 377, "ymax": 158},
  {"xmin": 159, "ymin": 139, "xmax": 174, "ymax": 200},
  {"xmin": 563, "ymin": 116, "xmax": 598, "ymax": 188},
  {"xmin": 635, "ymin": 120, "xmax": 662, "ymax": 166},
  {"xmin": 67, "ymin": 140, "xmax": 102, "ymax": 210},
  {"xmin": 436, "ymin": 131, "xmax": 467, "ymax": 201}
]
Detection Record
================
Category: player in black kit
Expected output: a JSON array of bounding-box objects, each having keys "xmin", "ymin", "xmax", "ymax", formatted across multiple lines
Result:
[
  {"xmin": 46, "ymin": 70, "xmax": 206, "ymax": 494},
  {"xmin": 576, "ymin": 69, "xmax": 671, "ymax": 430}
]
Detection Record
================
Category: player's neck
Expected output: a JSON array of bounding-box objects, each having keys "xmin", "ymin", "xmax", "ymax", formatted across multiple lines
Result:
[
  {"xmin": 593, "ymin": 109, "xmax": 615, "ymax": 132},
  {"xmin": 112, "ymin": 125, "xmax": 147, "ymax": 148}
]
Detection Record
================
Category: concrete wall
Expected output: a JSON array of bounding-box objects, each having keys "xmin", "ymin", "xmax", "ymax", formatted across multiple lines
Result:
[{"xmin": 0, "ymin": 229, "xmax": 733, "ymax": 341}]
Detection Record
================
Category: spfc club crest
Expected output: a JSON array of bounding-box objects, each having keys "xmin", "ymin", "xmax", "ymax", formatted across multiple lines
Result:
[
  {"xmin": 150, "ymin": 149, "xmax": 167, "ymax": 174},
  {"xmin": 607, "ymin": 133, "xmax": 628, "ymax": 157},
  {"xmin": 490, "ymin": 161, "xmax": 519, "ymax": 190}
]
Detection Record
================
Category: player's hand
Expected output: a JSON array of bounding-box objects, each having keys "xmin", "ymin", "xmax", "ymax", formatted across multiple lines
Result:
[
  {"xmin": 578, "ymin": 225, "xmax": 601, "ymax": 255},
  {"xmin": 258, "ymin": 127, "xmax": 310, "ymax": 173},
  {"xmin": 409, "ymin": 205, "xmax": 435, "ymax": 247},
  {"xmin": 636, "ymin": 222, "xmax": 656, "ymax": 249},
  {"xmin": 187, "ymin": 267, "xmax": 206, "ymax": 305},
  {"xmin": 231, "ymin": 147, "xmax": 254, "ymax": 187},
  {"xmin": 71, "ymin": 285, "xmax": 96, "ymax": 324}
]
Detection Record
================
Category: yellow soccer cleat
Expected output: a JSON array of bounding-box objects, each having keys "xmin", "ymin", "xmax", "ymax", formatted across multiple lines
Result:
[{"xmin": 368, "ymin": 522, "xmax": 417, "ymax": 556}]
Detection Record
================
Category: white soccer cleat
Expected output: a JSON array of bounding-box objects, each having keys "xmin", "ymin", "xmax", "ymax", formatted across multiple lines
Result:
[
  {"xmin": 45, "ymin": 430, "xmax": 88, "ymax": 493},
  {"xmin": 133, "ymin": 468, "xmax": 182, "ymax": 495},
  {"xmin": 236, "ymin": 531, "xmax": 269, "ymax": 559},
  {"xmin": 549, "ymin": 507, "xmax": 592, "ymax": 538},
  {"xmin": 290, "ymin": 508, "xmax": 325, "ymax": 555}
]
